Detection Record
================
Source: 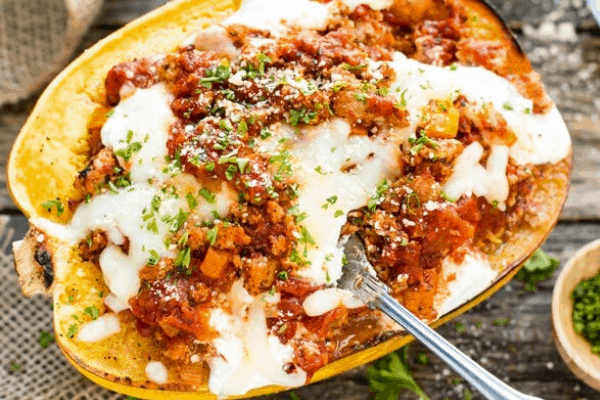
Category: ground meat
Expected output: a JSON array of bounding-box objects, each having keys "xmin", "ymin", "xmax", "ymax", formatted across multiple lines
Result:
[
  {"xmin": 74, "ymin": 148, "xmax": 118, "ymax": 198},
  {"xmin": 78, "ymin": 230, "xmax": 108, "ymax": 264},
  {"xmin": 105, "ymin": 58, "xmax": 160, "ymax": 106}
]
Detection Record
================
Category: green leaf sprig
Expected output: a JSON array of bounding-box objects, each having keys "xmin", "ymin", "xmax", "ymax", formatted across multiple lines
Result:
[
  {"xmin": 515, "ymin": 249, "xmax": 559, "ymax": 291},
  {"xmin": 367, "ymin": 346, "xmax": 429, "ymax": 400}
]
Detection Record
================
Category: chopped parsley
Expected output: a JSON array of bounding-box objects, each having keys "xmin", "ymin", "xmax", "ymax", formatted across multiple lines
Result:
[
  {"xmin": 314, "ymin": 166, "xmax": 327, "ymax": 175},
  {"xmin": 147, "ymin": 249, "xmax": 160, "ymax": 266},
  {"xmin": 289, "ymin": 108, "xmax": 317, "ymax": 126},
  {"xmin": 493, "ymin": 318, "xmax": 510, "ymax": 326},
  {"xmin": 277, "ymin": 271, "xmax": 288, "ymax": 280},
  {"xmin": 66, "ymin": 324, "xmax": 79, "ymax": 339},
  {"xmin": 260, "ymin": 127, "xmax": 272, "ymax": 140},
  {"xmin": 38, "ymin": 330, "xmax": 55, "ymax": 349},
  {"xmin": 207, "ymin": 226, "xmax": 218, "ymax": 246},
  {"xmin": 289, "ymin": 206, "xmax": 308, "ymax": 223},
  {"xmin": 455, "ymin": 322, "xmax": 466, "ymax": 333},
  {"xmin": 83, "ymin": 306, "xmax": 99, "ymax": 320},
  {"xmin": 199, "ymin": 188, "xmax": 216, "ymax": 204},
  {"xmin": 334, "ymin": 209, "xmax": 344, "ymax": 218},
  {"xmin": 408, "ymin": 133, "xmax": 439, "ymax": 155},
  {"xmin": 321, "ymin": 195, "xmax": 338, "ymax": 209},
  {"xmin": 367, "ymin": 179, "xmax": 390, "ymax": 212},
  {"xmin": 416, "ymin": 352, "xmax": 429, "ymax": 366},
  {"xmin": 341, "ymin": 63, "xmax": 367, "ymax": 71},
  {"xmin": 41, "ymin": 198, "xmax": 64, "ymax": 216},
  {"xmin": 114, "ymin": 141, "xmax": 142, "ymax": 161},
  {"xmin": 186, "ymin": 192, "xmax": 198, "ymax": 210},
  {"xmin": 9, "ymin": 362, "xmax": 21, "ymax": 372},
  {"xmin": 353, "ymin": 93, "xmax": 367, "ymax": 102},
  {"xmin": 503, "ymin": 102, "xmax": 513, "ymax": 111},
  {"xmin": 257, "ymin": 53, "xmax": 272, "ymax": 75},
  {"xmin": 199, "ymin": 64, "xmax": 231, "ymax": 89},
  {"xmin": 175, "ymin": 247, "xmax": 191, "ymax": 271}
]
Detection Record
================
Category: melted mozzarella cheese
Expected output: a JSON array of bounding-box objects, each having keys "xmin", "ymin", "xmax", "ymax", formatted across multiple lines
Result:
[
  {"xmin": 443, "ymin": 143, "xmax": 510, "ymax": 209},
  {"xmin": 194, "ymin": 25, "xmax": 239, "ymax": 58},
  {"xmin": 223, "ymin": 0, "xmax": 330, "ymax": 37},
  {"xmin": 435, "ymin": 252, "xmax": 498, "ymax": 316},
  {"xmin": 104, "ymin": 293, "xmax": 129, "ymax": 313},
  {"xmin": 260, "ymin": 119, "xmax": 400, "ymax": 283},
  {"xmin": 388, "ymin": 52, "xmax": 570, "ymax": 166},
  {"xmin": 101, "ymin": 84, "xmax": 175, "ymax": 183},
  {"xmin": 208, "ymin": 281, "xmax": 306, "ymax": 397},
  {"xmin": 77, "ymin": 314, "xmax": 121, "ymax": 342},
  {"xmin": 302, "ymin": 288, "xmax": 363, "ymax": 316},
  {"xmin": 145, "ymin": 361, "xmax": 168, "ymax": 384}
]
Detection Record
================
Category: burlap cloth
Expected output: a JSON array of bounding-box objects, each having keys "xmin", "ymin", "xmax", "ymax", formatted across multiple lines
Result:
[
  {"xmin": 0, "ymin": 217, "xmax": 126, "ymax": 399},
  {"xmin": 0, "ymin": 0, "xmax": 102, "ymax": 106}
]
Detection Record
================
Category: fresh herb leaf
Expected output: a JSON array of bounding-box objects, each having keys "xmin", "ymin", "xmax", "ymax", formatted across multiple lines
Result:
[
  {"xmin": 515, "ymin": 249, "xmax": 559, "ymax": 291},
  {"xmin": 367, "ymin": 346, "xmax": 429, "ymax": 400}
]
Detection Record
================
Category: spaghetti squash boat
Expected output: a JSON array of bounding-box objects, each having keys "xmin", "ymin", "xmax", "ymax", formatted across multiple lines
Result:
[{"xmin": 9, "ymin": 0, "xmax": 571, "ymax": 398}]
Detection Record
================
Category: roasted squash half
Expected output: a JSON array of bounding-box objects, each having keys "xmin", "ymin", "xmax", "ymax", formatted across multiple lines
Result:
[{"xmin": 8, "ymin": 0, "xmax": 571, "ymax": 399}]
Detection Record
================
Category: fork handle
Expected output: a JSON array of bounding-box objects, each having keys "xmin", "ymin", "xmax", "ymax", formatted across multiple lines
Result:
[{"xmin": 377, "ymin": 292, "xmax": 543, "ymax": 400}]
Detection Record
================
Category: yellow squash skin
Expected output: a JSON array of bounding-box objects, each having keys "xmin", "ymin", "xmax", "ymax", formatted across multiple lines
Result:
[{"xmin": 7, "ymin": 0, "xmax": 572, "ymax": 398}]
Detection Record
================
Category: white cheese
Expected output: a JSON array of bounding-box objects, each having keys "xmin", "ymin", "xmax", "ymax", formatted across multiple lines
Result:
[
  {"xmin": 260, "ymin": 119, "xmax": 400, "ymax": 283},
  {"xmin": 101, "ymin": 84, "xmax": 176, "ymax": 183},
  {"xmin": 77, "ymin": 314, "xmax": 121, "ymax": 342},
  {"xmin": 104, "ymin": 293, "xmax": 129, "ymax": 313},
  {"xmin": 223, "ymin": 0, "xmax": 330, "ymax": 37},
  {"xmin": 302, "ymin": 288, "xmax": 363, "ymax": 317},
  {"xmin": 435, "ymin": 252, "xmax": 498, "ymax": 316},
  {"xmin": 443, "ymin": 143, "xmax": 510, "ymax": 209},
  {"xmin": 194, "ymin": 25, "xmax": 239, "ymax": 58},
  {"xmin": 388, "ymin": 52, "xmax": 570, "ymax": 166},
  {"xmin": 208, "ymin": 281, "xmax": 306, "ymax": 397},
  {"xmin": 145, "ymin": 361, "xmax": 168, "ymax": 384}
]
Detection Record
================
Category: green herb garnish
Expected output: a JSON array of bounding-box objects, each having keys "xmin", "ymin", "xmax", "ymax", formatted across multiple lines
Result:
[
  {"xmin": 367, "ymin": 346, "xmax": 429, "ymax": 400},
  {"xmin": 515, "ymin": 249, "xmax": 559, "ymax": 291}
]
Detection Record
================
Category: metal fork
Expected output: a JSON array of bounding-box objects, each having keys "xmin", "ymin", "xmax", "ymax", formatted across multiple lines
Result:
[{"xmin": 338, "ymin": 234, "xmax": 544, "ymax": 400}]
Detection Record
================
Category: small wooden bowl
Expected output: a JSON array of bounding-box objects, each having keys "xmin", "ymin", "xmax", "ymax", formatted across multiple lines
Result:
[{"xmin": 553, "ymin": 238, "xmax": 600, "ymax": 392}]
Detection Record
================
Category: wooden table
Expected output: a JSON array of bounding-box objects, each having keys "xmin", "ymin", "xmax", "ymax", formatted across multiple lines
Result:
[{"xmin": 1, "ymin": 1, "xmax": 599, "ymax": 399}]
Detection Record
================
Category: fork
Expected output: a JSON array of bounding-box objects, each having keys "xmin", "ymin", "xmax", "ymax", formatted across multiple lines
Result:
[{"xmin": 338, "ymin": 234, "xmax": 544, "ymax": 400}]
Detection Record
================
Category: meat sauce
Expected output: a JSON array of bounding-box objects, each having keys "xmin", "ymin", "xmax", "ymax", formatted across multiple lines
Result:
[{"xmin": 78, "ymin": 2, "xmax": 555, "ymax": 377}]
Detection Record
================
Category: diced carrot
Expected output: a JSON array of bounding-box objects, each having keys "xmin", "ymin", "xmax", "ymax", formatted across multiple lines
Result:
[{"xmin": 200, "ymin": 248, "xmax": 230, "ymax": 279}]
